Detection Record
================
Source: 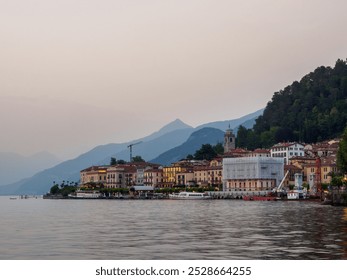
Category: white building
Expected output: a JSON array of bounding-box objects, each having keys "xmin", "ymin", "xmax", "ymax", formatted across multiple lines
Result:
[
  {"xmin": 223, "ymin": 157, "xmax": 284, "ymax": 192},
  {"xmin": 270, "ymin": 142, "xmax": 305, "ymax": 164}
]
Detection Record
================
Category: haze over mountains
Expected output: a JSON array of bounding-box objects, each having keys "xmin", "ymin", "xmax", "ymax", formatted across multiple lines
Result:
[
  {"xmin": 0, "ymin": 109, "xmax": 263, "ymax": 195},
  {"xmin": 150, "ymin": 127, "xmax": 226, "ymax": 166},
  {"xmin": 0, "ymin": 152, "xmax": 61, "ymax": 185}
]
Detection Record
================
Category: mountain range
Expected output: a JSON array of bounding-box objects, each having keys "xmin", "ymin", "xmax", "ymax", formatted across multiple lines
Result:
[
  {"xmin": 0, "ymin": 109, "xmax": 263, "ymax": 195},
  {"xmin": 0, "ymin": 152, "xmax": 61, "ymax": 185}
]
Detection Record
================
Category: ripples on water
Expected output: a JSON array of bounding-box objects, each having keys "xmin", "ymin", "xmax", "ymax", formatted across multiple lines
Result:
[{"xmin": 0, "ymin": 197, "xmax": 346, "ymax": 259}]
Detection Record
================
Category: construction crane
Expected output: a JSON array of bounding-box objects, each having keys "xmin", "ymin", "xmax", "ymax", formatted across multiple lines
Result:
[
  {"xmin": 272, "ymin": 170, "xmax": 290, "ymax": 195},
  {"xmin": 315, "ymin": 157, "xmax": 322, "ymax": 198},
  {"xmin": 127, "ymin": 141, "xmax": 142, "ymax": 162}
]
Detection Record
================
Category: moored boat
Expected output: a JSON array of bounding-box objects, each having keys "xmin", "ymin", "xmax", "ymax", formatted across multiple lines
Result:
[
  {"xmin": 68, "ymin": 190, "xmax": 102, "ymax": 199},
  {"xmin": 286, "ymin": 189, "xmax": 307, "ymax": 200},
  {"xmin": 169, "ymin": 192, "xmax": 211, "ymax": 200}
]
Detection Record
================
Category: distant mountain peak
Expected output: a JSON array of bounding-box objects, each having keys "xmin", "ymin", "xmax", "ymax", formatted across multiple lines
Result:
[{"xmin": 157, "ymin": 119, "xmax": 192, "ymax": 134}]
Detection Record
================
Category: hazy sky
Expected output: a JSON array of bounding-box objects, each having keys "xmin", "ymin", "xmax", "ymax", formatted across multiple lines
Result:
[{"xmin": 1, "ymin": 0, "xmax": 347, "ymax": 159}]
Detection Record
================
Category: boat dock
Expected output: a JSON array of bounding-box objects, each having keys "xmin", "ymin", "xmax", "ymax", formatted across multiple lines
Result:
[{"xmin": 207, "ymin": 191, "xmax": 272, "ymax": 199}]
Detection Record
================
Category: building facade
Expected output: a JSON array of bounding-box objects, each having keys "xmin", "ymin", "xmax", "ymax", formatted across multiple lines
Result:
[
  {"xmin": 143, "ymin": 168, "xmax": 164, "ymax": 188},
  {"xmin": 223, "ymin": 157, "xmax": 284, "ymax": 192},
  {"xmin": 270, "ymin": 142, "xmax": 305, "ymax": 164},
  {"xmin": 106, "ymin": 165, "xmax": 137, "ymax": 188},
  {"xmin": 80, "ymin": 166, "xmax": 108, "ymax": 186}
]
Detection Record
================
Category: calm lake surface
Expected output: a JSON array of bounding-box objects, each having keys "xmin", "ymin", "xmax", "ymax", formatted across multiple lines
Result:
[{"xmin": 0, "ymin": 196, "xmax": 346, "ymax": 260}]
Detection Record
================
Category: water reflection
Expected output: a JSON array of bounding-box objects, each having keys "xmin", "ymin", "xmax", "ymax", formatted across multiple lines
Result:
[{"xmin": 0, "ymin": 197, "xmax": 346, "ymax": 259}]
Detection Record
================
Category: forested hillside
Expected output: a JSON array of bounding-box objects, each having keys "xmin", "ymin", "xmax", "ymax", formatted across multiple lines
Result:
[{"xmin": 237, "ymin": 59, "xmax": 347, "ymax": 149}]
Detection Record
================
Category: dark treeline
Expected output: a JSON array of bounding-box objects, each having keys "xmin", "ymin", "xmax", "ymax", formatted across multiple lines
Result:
[{"xmin": 237, "ymin": 59, "xmax": 347, "ymax": 149}]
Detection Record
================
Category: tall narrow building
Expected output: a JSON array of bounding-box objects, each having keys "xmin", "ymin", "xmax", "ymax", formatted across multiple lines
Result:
[{"xmin": 224, "ymin": 126, "xmax": 235, "ymax": 153}]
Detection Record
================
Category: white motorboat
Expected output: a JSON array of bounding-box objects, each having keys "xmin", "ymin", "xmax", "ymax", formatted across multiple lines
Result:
[
  {"xmin": 287, "ymin": 189, "xmax": 307, "ymax": 200},
  {"xmin": 169, "ymin": 192, "xmax": 211, "ymax": 200},
  {"xmin": 68, "ymin": 191, "xmax": 102, "ymax": 199}
]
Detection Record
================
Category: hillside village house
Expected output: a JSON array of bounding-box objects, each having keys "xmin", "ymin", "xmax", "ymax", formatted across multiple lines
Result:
[
  {"xmin": 270, "ymin": 142, "xmax": 305, "ymax": 164},
  {"xmin": 305, "ymin": 140, "xmax": 339, "ymax": 157}
]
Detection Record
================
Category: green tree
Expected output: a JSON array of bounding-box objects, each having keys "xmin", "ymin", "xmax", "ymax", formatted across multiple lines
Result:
[
  {"xmin": 50, "ymin": 184, "xmax": 60, "ymax": 195},
  {"xmin": 213, "ymin": 143, "xmax": 224, "ymax": 155},
  {"xmin": 194, "ymin": 144, "xmax": 217, "ymax": 160},
  {"xmin": 236, "ymin": 125, "xmax": 248, "ymax": 148},
  {"xmin": 186, "ymin": 154, "xmax": 194, "ymax": 160},
  {"xmin": 132, "ymin": 156, "xmax": 145, "ymax": 162},
  {"xmin": 337, "ymin": 126, "xmax": 347, "ymax": 174},
  {"xmin": 110, "ymin": 157, "xmax": 117, "ymax": 165}
]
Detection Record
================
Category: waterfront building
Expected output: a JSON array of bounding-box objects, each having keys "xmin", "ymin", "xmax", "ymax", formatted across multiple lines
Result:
[
  {"xmin": 143, "ymin": 167, "xmax": 164, "ymax": 188},
  {"xmin": 80, "ymin": 166, "xmax": 108, "ymax": 187},
  {"xmin": 106, "ymin": 165, "xmax": 137, "ymax": 188},
  {"xmin": 162, "ymin": 165, "xmax": 188, "ymax": 187},
  {"xmin": 223, "ymin": 157, "xmax": 284, "ymax": 192},
  {"xmin": 163, "ymin": 160, "xmax": 209, "ymax": 187},
  {"xmin": 270, "ymin": 142, "xmax": 305, "ymax": 164},
  {"xmin": 176, "ymin": 169, "xmax": 195, "ymax": 186},
  {"xmin": 106, "ymin": 162, "xmax": 160, "ymax": 188},
  {"xmin": 193, "ymin": 166, "xmax": 209, "ymax": 186},
  {"xmin": 284, "ymin": 164, "xmax": 303, "ymax": 187},
  {"xmin": 303, "ymin": 155, "xmax": 338, "ymax": 185},
  {"xmin": 131, "ymin": 162, "xmax": 160, "ymax": 185},
  {"xmin": 207, "ymin": 165, "xmax": 223, "ymax": 187}
]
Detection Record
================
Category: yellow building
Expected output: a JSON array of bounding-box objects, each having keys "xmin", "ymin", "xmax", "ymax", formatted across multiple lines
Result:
[
  {"xmin": 163, "ymin": 165, "xmax": 189, "ymax": 187},
  {"xmin": 304, "ymin": 156, "xmax": 338, "ymax": 185},
  {"xmin": 80, "ymin": 166, "xmax": 108, "ymax": 187}
]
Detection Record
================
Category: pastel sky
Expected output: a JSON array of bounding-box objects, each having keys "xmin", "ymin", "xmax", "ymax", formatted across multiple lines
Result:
[{"xmin": 1, "ymin": 0, "xmax": 347, "ymax": 159}]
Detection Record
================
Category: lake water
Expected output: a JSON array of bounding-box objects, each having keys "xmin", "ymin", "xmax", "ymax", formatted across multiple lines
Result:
[{"xmin": 0, "ymin": 196, "xmax": 346, "ymax": 260}]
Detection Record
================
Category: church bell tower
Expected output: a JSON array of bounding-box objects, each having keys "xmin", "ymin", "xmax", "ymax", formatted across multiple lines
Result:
[{"xmin": 224, "ymin": 125, "xmax": 235, "ymax": 153}]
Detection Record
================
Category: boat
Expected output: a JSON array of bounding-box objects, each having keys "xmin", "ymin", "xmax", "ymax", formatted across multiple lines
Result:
[
  {"xmin": 68, "ymin": 191, "xmax": 102, "ymax": 199},
  {"xmin": 169, "ymin": 192, "xmax": 211, "ymax": 200},
  {"xmin": 286, "ymin": 189, "xmax": 307, "ymax": 200}
]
